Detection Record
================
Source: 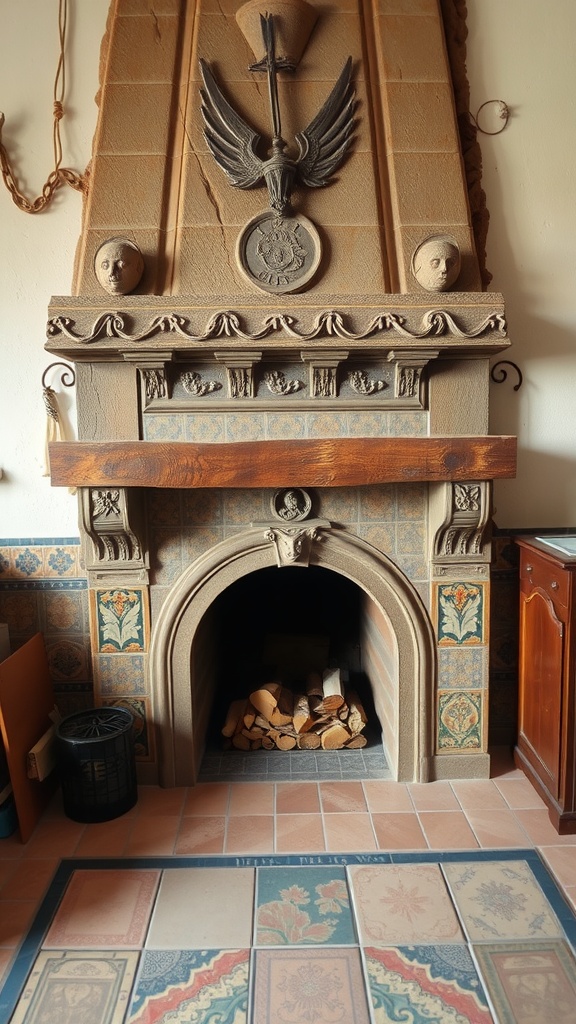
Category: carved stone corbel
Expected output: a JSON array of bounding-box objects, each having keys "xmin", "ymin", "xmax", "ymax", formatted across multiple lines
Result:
[
  {"xmin": 301, "ymin": 349, "xmax": 349, "ymax": 398},
  {"xmin": 123, "ymin": 351, "xmax": 174, "ymax": 405},
  {"xmin": 80, "ymin": 486, "xmax": 149, "ymax": 583},
  {"xmin": 265, "ymin": 524, "xmax": 324, "ymax": 566},
  {"xmin": 214, "ymin": 350, "xmax": 262, "ymax": 398},
  {"xmin": 387, "ymin": 349, "xmax": 439, "ymax": 404},
  {"xmin": 431, "ymin": 481, "xmax": 492, "ymax": 562}
]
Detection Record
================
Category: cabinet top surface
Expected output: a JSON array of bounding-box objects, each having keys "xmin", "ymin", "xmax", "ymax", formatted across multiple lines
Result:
[{"xmin": 517, "ymin": 535, "xmax": 576, "ymax": 566}]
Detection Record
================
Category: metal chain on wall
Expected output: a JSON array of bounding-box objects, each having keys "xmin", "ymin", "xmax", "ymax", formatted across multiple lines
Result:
[{"xmin": 0, "ymin": 0, "xmax": 86, "ymax": 213}]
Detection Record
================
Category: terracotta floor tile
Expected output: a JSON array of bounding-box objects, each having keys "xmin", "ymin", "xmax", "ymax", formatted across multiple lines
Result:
[
  {"xmin": 135, "ymin": 785, "xmax": 187, "ymax": 816},
  {"xmin": 0, "ymin": 901, "xmax": 36, "ymax": 948},
  {"xmin": 74, "ymin": 817, "xmax": 133, "ymax": 857},
  {"xmin": 123, "ymin": 815, "xmax": 180, "ymax": 856},
  {"xmin": 463, "ymin": 807, "xmax": 531, "ymax": 847},
  {"xmin": 451, "ymin": 779, "xmax": 508, "ymax": 810},
  {"xmin": 274, "ymin": 813, "xmax": 326, "ymax": 853},
  {"xmin": 488, "ymin": 746, "xmax": 523, "ymax": 778},
  {"xmin": 0, "ymin": 832, "xmax": 24, "ymax": 860},
  {"xmin": 362, "ymin": 780, "xmax": 413, "ymax": 813},
  {"xmin": 323, "ymin": 812, "xmax": 376, "ymax": 852},
  {"xmin": 319, "ymin": 781, "xmax": 368, "ymax": 813},
  {"xmin": 225, "ymin": 814, "xmax": 275, "ymax": 853},
  {"xmin": 540, "ymin": 845, "xmax": 576, "ymax": 888},
  {"xmin": 20, "ymin": 817, "xmax": 85, "ymax": 858},
  {"xmin": 419, "ymin": 811, "xmax": 479, "ymax": 850},
  {"xmin": 275, "ymin": 782, "xmax": 320, "ymax": 814},
  {"xmin": 43, "ymin": 869, "xmax": 160, "ymax": 949},
  {"xmin": 174, "ymin": 815, "xmax": 226, "ymax": 854},
  {"xmin": 371, "ymin": 812, "xmax": 428, "ymax": 851},
  {"xmin": 0, "ymin": 859, "xmax": 59, "ymax": 901},
  {"xmin": 183, "ymin": 782, "xmax": 230, "ymax": 816},
  {"xmin": 228, "ymin": 782, "xmax": 275, "ymax": 815},
  {"xmin": 407, "ymin": 781, "xmax": 460, "ymax": 811},
  {"xmin": 494, "ymin": 776, "xmax": 548, "ymax": 809},
  {"xmin": 513, "ymin": 808, "xmax": 576, "ymax": 846}
]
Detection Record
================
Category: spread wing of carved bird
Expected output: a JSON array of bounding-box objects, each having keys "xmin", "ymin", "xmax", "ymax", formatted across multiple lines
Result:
[{"xmin": 199, "ymin": 56, "xmax": 356, "ymax": 214}]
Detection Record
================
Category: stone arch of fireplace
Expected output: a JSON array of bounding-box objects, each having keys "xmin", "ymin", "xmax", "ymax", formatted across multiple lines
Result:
[{"xmin": 150, "ymin": 524, "xmax": 436, "ymax": 787}]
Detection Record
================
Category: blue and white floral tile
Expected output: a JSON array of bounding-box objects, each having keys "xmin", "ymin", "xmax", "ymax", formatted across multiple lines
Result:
[
  {"xmin": 126, "ymin": 948, "xmax": 250, "ymax": 1024},
  {"xmin": 436, "ymin": 581, "xmax": 487, "ymax": 646},
  {"xmin": 255, "ymin": 866, "xmax": 356, "ymax": 946},
  {"xmin": 365, "ymin": 945, "xmax": 494, "ymax": 1024},
  {"xmin": 252, "ymin": 947, "xmax": 370, "ymax": 1024},
  {"xmin": 348, "ymin": 864, "xmax": 464, "ymax": 946},
  {"xmin": 442, "ymin": 861, "xmax": 564, "ymax": 941},
  {"xmin": 437, "ymin": 690, "xmax": 484, "ymax": 751},
  {"xmin": 266, "ymin": 411, "xmax": 308, "ymax": 439},
  {"xmin": 43, "ymin": 545, "xmax": 81, "ymax": 577},
  {"xmin": 9, "ymin": 951, "xmax": 139, "ymax": 1024},
  {"xmin": 471, "ymin": 939, "xmax": 576, "ymax": 1024},
  {"xmin": 92, "ymin": 587, "xmax": 148, "ymax": 653}
]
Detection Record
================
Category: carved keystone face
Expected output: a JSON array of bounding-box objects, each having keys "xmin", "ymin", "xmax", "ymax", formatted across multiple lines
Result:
[
  {"xmin": 94, "ymin": 237, "xmax": 144, "ymax": 295},
  {"xmin": 412, "ymin": 236, "xmax": 461, "ymax": 292}
]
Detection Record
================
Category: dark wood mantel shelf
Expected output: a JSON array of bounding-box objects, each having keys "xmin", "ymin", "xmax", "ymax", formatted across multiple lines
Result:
[{"xmin": 48, "ymin": 436, "xmax": 516, "ymax": 489}]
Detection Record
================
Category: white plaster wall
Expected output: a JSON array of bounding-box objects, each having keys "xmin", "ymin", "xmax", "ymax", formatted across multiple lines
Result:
[
  {"xmin": 466, "ymin": 0, "xmax": 576, "ymax": 528},
  {"xmin": 0, "ymin": 1, "xmax": 109, "ymax": 537},
  {"xmin": 1, "ymin": 1, "xmax": 575, "ymax": 536}
]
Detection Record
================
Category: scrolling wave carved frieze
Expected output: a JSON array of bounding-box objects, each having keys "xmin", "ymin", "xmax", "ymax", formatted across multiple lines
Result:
[{"xmin": 46, "ymin": 308, "xmax": 507, "ymax": 346}]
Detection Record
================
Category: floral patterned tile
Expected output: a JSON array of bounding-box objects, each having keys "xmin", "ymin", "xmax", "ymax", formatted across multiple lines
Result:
[
  {"xmin": 252, "ymin": 947, "xmax": 371, "ymax": 1024},
  {"xmin": 126, "ymin": 948, "xmax": 250, "ymax": 1024},
  {"xmin": 348, "ymin": 864, "xmax": 464, "ymax": 946},
  {"xmin": 442, "ymin": 860, "xmax": 563, "ymax": 941},
  {"xmin": 255, "ymin": 866, "xmax": 356, "ymax": 946},
  {"xmin": 43, "ymin": 869, "xmax": 160, "ymax": 949},
  {"xmin": 365, "ymin": 945, "xmax": 494, "ymax": 1024},
  {"xmin": 10, "ymin": 950, "xmax": 139, "ymax": 1024},
  {"xmin": 472, "ymin": 940, "xmax": 576, "ymax": 1024}
]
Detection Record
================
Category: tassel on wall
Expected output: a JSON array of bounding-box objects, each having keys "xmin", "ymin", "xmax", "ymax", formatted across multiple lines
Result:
[{"xmin": 41, "ymin": 362, "xmax": 76, "ymax": 490}]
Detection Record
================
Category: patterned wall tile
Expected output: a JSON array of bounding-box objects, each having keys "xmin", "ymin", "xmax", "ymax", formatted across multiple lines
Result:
[
  {"xmin": 184, "ymin": 413, "xmax": 226, "ymax": 442},
  {"xmin": 46, "ymin": 638, "xmax": 90, "ymax": 682},
  {"xmin": 225, "ymin": 413, "xmax": 266, "ymax": 442},
  {"xmin": 397, "ymin": 520, "xmax": 426, "ymax": 556},
  {"xmin": 347, "ymin": 411, "xmax": 391, "ymax": 436},
  {"xmin": 150, "ymin": 529, "xmax": 184, "ymax": 586},
  {"xmin": 10, "ymin": 546, "xmax": 45, "ymax": 579},
  {"xmin": 42, "ymin": 590, "xmax": 86, "ymax": 635},
  {"xmin": 437, "ymin": 690, "xmax": 484, "ymax": 751},
  {"xmin": 182, "ymin": 528, "xmax": 225, "ymax": 563},
  {"xmin": 92, "ymin": 588, "xmax": 149, "ymax": 654},
  {"xmin": 436, "ymin": 581, "xmax": 487, "ymax": 646},
  {"xmin": 143, "ymin": 413, "xmax": 186, "ymax": 440},
  {"xmin": 0, "ymin": 591, "xmax": 40, "ymax": 635},
  {"xmin": 307, "ymin": 412, "xmax": 349, "ymax": 437},
  {"xmin": 42, "ymin": 545, "xmax": 81, "ymax": 577},
  {"xmin": 438, "ymin": 648, "xmax": 487, "ymax": 690},
  {"xmin": 397, "ymin": 482, "xmax": 428, "ymax": 520},
  {"xmin": 358, "ymin": 523, "xmax": 397, "ymax": 558},
  {"xmin": 222, "ymin": 489, "xmax": 267, "ymax": 525},
  {"xmin": 182, "ymin": 489, "xmax": 224, "ymax": 525},
  {"xmin": 94, "ymin": 654, "xmax": 147, "ymax": 695},
  {"xmin": 266, "ymin": 412, "xmax": 307, "ymax": 439},
  {"xmin": 388, "ymin": 411, "xmax": 427, "ymax": 436},
  {"xmin": 358, "ymin": 485, "xmax": 397, "ymax": 522},
  {"xmin": 317, "ymin": 487, "xmax": 360, "ymax": 523},
  {"xmin": 146, "ymin": 489, "xmax": 182, "ymax": 528}
]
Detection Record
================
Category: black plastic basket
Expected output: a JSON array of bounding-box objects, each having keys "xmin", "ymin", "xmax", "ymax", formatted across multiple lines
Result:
[{"xmin": 56, "ymin": 706, "xmax": 137, "ymax": 822}]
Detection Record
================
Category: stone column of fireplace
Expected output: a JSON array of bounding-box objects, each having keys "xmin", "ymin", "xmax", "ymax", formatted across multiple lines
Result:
[{"xmin": 46, "ymin": 0, "xmax": 514, "ymax": 784}]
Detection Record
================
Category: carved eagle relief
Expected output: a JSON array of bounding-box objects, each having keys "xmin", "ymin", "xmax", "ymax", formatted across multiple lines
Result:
[{"xmin": 199, "ymin": 55, "xmax": 356, "ymax": 215}]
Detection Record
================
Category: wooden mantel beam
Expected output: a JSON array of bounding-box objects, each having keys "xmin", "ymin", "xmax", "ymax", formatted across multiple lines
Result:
[{"xmin": 48, "ymin": 436, "xmax": 516, "ymax": 489}]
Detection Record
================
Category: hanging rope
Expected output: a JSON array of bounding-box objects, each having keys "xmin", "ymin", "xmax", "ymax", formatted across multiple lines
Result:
[{"xmin": 0, "ymin": 0, "xmax": 86, "ymax": 213}]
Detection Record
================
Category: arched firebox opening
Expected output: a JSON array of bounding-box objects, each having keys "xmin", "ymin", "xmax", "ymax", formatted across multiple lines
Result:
[
  {"xmin": 150, "ymin": 526, "xmax": 436, "ymax": 787},
  {"xmin": 202, "ymin": 564, "xmax": 383, "ymax": 754}
]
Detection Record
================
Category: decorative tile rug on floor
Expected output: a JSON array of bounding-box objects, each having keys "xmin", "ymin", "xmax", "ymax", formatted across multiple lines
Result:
[{"xmin": 2, "ymin": 850, "xmax": 576, "ymax": 1024}]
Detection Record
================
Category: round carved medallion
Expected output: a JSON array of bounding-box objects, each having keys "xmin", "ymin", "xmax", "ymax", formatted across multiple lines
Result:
[{"xmin": 236, "ymin": 212, "xmax": 322, "ymax": 294}]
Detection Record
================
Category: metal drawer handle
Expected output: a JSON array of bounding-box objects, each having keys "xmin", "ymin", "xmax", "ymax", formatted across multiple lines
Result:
[
  {"xmin": 551, "ymin": 581, "xmax": 559, "ymax": 590},
  {"xmin": 525, "ymin": 564, "xmax": 533, "ymax": 573}
]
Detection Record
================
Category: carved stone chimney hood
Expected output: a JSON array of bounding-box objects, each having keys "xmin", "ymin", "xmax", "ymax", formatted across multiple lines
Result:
[{"xmin": 46, "ymin": 0, "xmax": 515, "ymax": 786}]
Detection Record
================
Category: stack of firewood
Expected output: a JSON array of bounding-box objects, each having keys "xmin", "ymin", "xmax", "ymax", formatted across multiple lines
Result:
[{"xmin": 221, "ymin": 669, "xmax": 368, "ymax": 751}]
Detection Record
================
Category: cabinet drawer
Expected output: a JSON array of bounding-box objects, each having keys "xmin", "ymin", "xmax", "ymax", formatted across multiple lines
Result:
[{"xmin": 520, "ymin": 554, "xmax": 570, "ymax": 607}]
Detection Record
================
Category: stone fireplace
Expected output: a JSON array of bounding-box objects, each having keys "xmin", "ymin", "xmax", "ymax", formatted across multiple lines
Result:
[{"xmin": 45, "ymin": 0, "xmax": 515, "ymax": 786}]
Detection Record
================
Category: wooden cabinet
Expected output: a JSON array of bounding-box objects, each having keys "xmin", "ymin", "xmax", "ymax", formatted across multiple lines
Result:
[{"xmin": 515, "ymin": 537, "xmax": 576, "ymax": 833}]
